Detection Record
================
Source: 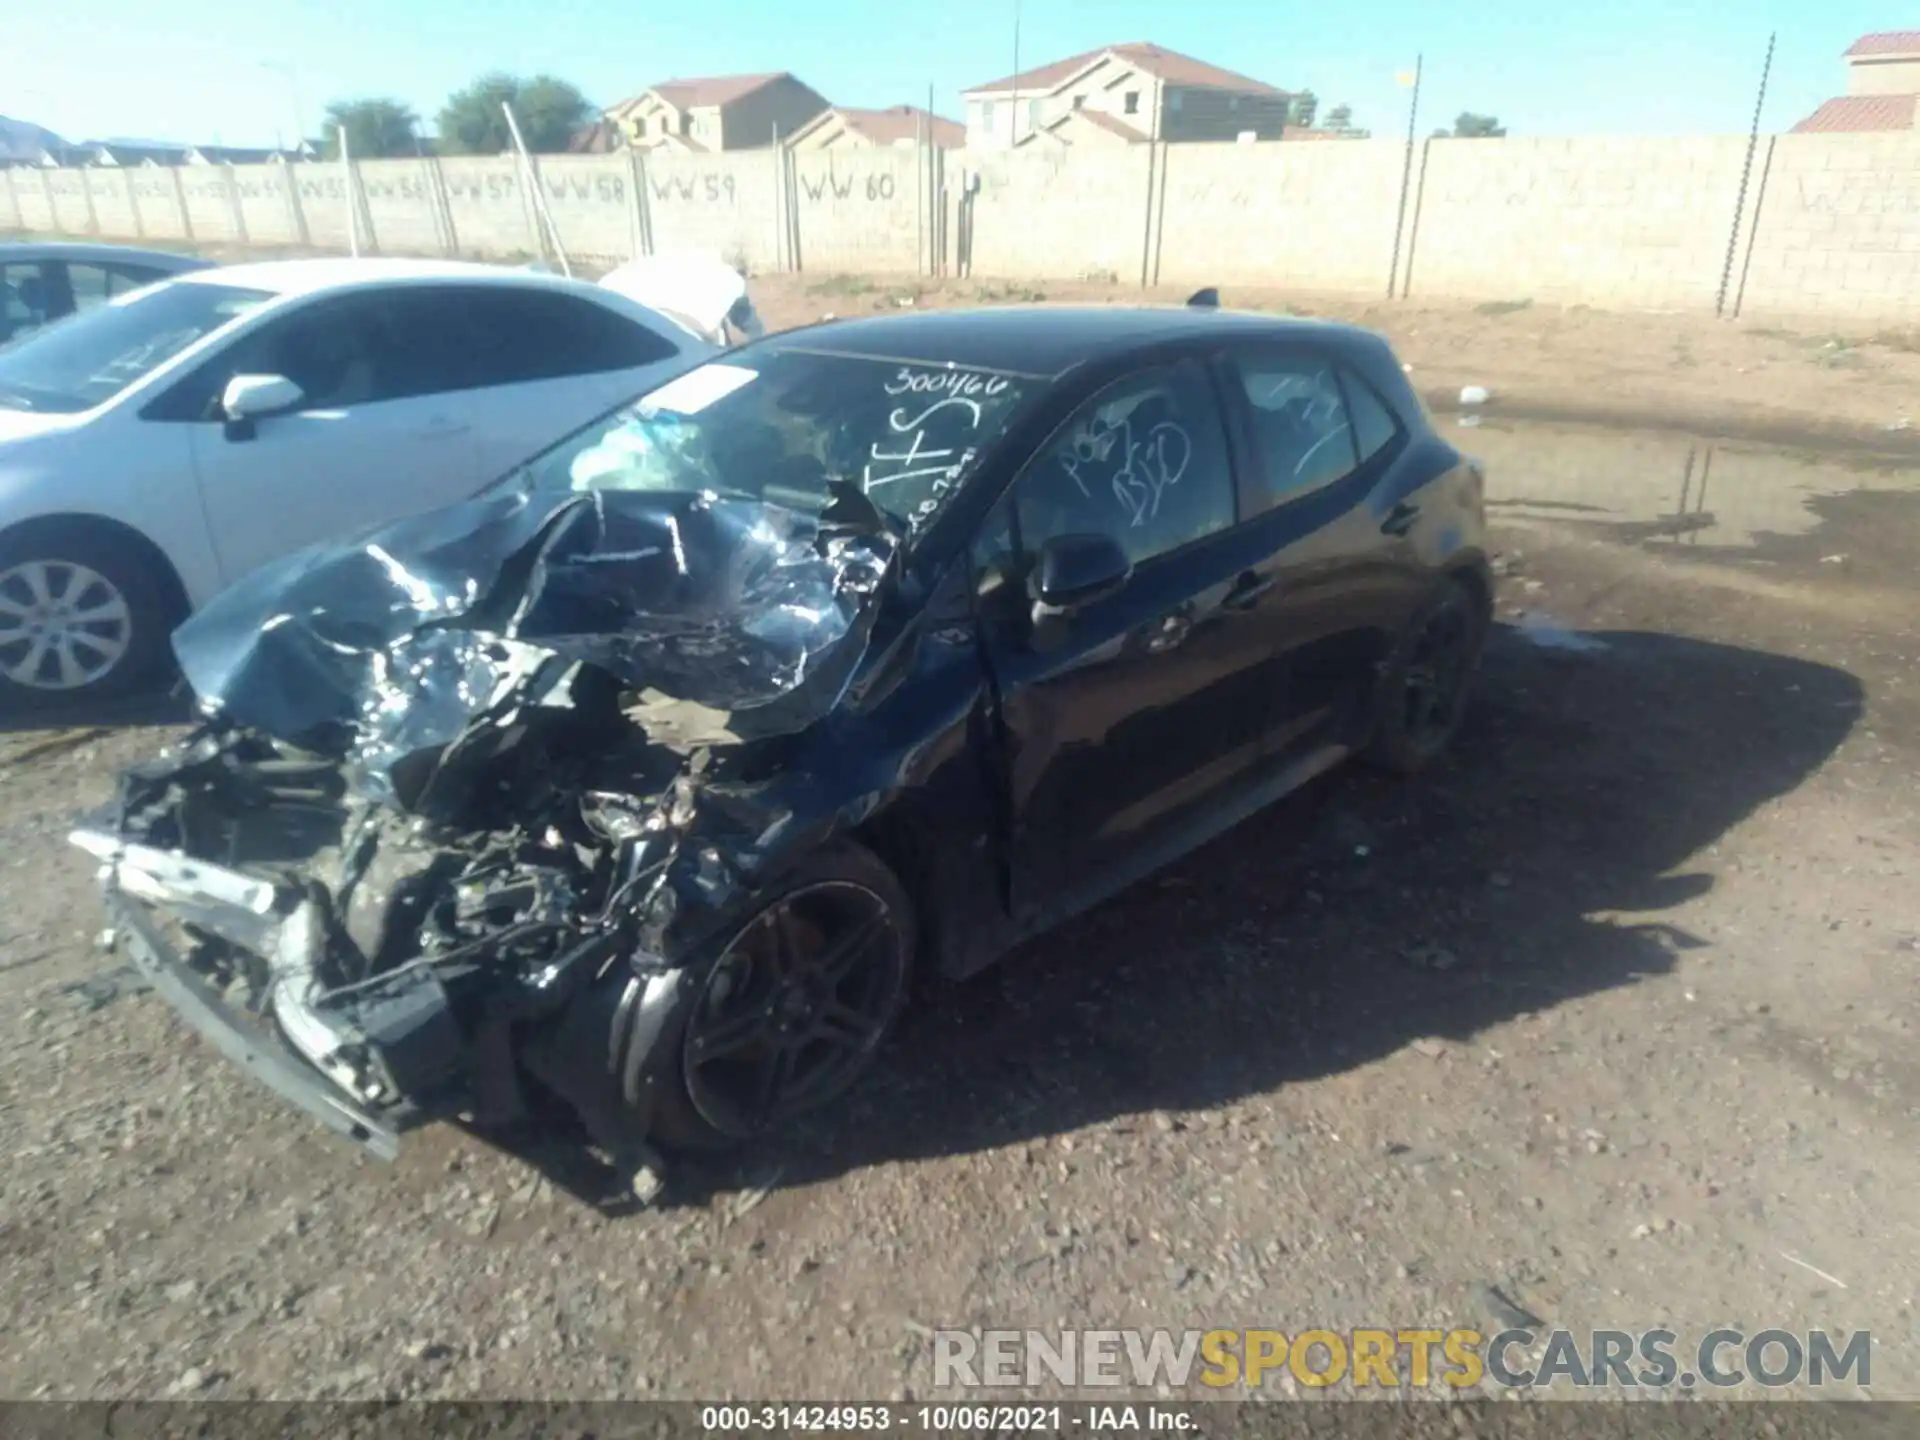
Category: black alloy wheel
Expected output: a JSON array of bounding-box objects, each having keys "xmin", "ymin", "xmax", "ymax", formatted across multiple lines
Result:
[
  {"xmin": 680, "ymin": 875, "xmax": 910, "ymax": 1141},
  {"xmin": 1365, "ymin": 578, "xmax": 1486, "ymax": 775}
]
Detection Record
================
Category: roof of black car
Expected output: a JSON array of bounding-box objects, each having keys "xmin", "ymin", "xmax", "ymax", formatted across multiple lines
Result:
[{"xmin": 767, "ymin": 304, "xmax": 1364, "ymax": 379}]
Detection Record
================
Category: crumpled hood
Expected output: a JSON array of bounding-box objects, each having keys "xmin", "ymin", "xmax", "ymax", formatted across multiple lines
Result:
[{"xmin": 171, "ymin": 481, "xmax": 900, "ymax": 806}]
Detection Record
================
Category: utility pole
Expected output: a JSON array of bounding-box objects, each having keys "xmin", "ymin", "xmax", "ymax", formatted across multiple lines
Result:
[
  {"xmin": 1387, "ymin": 55, "xmax": 1423, "ymax": 298},
  {"xmin": 1008, "ymin": 0, "xmax": 1022, "ymax": 147}
]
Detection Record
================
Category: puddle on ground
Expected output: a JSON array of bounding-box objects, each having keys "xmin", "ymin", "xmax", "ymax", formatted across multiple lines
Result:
[
  {"xmin": 1512, "ymin": 615, "xmax": 1609, "ymax": 653},
  {"xmin": 1461, "ymin": 418, "xmax": 1920, "ymax": 561}
]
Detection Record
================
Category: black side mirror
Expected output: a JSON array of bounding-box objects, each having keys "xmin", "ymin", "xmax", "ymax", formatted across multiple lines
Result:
[{"xmin": 1031, "ymin": 533, "xmax": 1132, "ymax": 612}]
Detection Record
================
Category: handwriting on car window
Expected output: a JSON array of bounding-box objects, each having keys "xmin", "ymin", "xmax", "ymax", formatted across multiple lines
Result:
[
  {"xmin": 1058, "ymin": 406, "xmax": 1194, "ymax": 529},
  {"xmin": 866, "ymin": 367, "xmax": 1010, "ymax": 531}
]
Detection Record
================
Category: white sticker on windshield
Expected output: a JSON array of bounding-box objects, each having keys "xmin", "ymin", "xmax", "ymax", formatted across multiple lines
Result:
[{"xmin": 637, "ymin": 362, "xmax": 758, "ymax": 416}]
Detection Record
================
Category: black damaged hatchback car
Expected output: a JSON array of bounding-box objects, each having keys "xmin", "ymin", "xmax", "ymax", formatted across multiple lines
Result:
[{"xmin": 71, "ymin": 296, "xmax": 1492, "ymax": 1186}]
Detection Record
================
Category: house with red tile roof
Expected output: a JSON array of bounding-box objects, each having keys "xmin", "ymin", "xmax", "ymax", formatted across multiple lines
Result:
[
  {"xmin": 1791, "ymin": 31, "xmax": 1920, "ymax": 133},
  {"xmin": 786, "ymin": 105, "xmax": 965, "ymax": 151},
  {"xmin": 961, "ymin": 42, "xmax": 1292, "ymax": 149},
  {"xmin": 603, "ymin": 73, "xmax": 830, "ymax": 151}
]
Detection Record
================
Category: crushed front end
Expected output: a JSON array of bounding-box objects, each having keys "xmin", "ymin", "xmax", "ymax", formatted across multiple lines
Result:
[{"xmin": 71, "ymin": 479, "xmax": 899, "ymax": 1165}]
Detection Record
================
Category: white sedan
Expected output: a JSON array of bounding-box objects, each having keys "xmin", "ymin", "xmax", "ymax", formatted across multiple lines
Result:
[{"xmin": 0, "ymin": 256, "xmax": 756, "ymax": 707}]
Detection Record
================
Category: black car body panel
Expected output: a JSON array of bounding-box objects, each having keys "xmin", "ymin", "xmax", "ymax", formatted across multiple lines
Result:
[{"xmin": 69, "ymin": 303, "xmax": 1491, "ymax": 1166}]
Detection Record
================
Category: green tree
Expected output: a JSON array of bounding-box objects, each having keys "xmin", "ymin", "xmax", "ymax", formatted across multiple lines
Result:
[
  {"xmin": 321, "ymin": 98, "xmax": 421, "ymax": 159},
  {"xmin": 1452, "ymin": 112, "xmax": 1507, "ymax": 137},
  {"xmin": 1322, "ymin": 103, "xmax": 1370, "ymax": 138},
  {"xmin": 1288, "ymin": 89, "xmax": 1319, "ymax": 129},
  {"xmin": 438, "ymin": 73, "xmax": 595, "ymax": 155}
]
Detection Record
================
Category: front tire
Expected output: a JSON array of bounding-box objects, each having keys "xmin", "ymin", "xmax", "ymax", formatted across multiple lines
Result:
[
  {"xmin": 649, "ymin": 838, "xmax": 916, "ymax": 1153},
  {"xmin": 1364, "ymin": 576, "xmax": 1488, "ymax": 775},
  {"xmin": 0, "ymin": 523, "xmax": 179, "ymax": 710}
]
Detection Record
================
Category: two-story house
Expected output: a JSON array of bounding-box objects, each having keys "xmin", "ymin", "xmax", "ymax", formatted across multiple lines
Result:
[
  {"xmin": 961, "ymin": 42, "xmax": 1291, "ymax": 150},
  {"xmin": 603, "ymin": 73, "xmax": 831, "ymax": 151},
  {"xmin": 1792, "ymin": 31, "xmax": 1920, "ymax": 133},
  {"xmin": 785, "ymin": 104, "xmax": 965, "ymax": 151}
]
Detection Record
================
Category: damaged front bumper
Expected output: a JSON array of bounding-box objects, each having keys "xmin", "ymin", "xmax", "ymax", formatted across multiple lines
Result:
[{"xmin": 72, "ymin": 829, "xmax": 408, "ymax": 1160}]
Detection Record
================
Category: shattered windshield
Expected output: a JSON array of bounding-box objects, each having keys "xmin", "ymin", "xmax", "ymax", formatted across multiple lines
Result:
[{"xmin": 502, "ymin": 349, "xmax": 1031, "ymax": 538}]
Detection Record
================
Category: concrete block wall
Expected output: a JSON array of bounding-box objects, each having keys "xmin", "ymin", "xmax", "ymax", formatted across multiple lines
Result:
[
  {"xmin": 1733, "ymin": 134, "xmax": 1920, "ymax": 321},
  {"xmin": 960, "ymin": 147, "xmax": 1153, "ymax": 282},
  {"xmin": 642, "ymin": 151, "xmax": 782, "ymax": 272},
  {"xmin": 1152, "ymin": 139, "xmax": 1406, "ymax": 292},
  {"xmin": 1404, "ymin": 136, "xmax": 1756, "ymax": 308},
  {"xmin": 5, "ymin": 132, "xmax": 1920, "ymax": 322},
  {"xmin": 790, "ymin": 149, "xmax": 924, "ymax": 272}
]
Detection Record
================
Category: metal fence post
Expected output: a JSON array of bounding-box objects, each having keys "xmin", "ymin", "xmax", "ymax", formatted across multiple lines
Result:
[
  {"xmin": 425, "ymin": 157, "xmax": 458, "ymax": 255},
  {"xmin": 1388, "ymin": 55, "xmax": 1424, "ymax": 298},
  {"xmin": 169, "ymin": 167, "xmax": 195, "ymax": 241},
  {"xmin": 124, "ymin": 167, "xmax": 145, "ymax": 238},
  {"xmin": 283, "ymin": 160, "xmax": 311, "ymax": 246},
  {"xmin": 1729, "ymin": 135, "xmax": 1778, "ymax": 320},
  {"xmin": 225, "ymin": 163, "xmax": 249, "ymax": 243},
  {"xmin": 1717, "ymin": 31, "xmax": 1776, "ymax": 317},
  {"xmin": 78, "ymin": 166, "xmax": 103, "ymax": 236},
  {"xmin": 624, "ymin": 148, "xmax": 645, "ymax": 260}
]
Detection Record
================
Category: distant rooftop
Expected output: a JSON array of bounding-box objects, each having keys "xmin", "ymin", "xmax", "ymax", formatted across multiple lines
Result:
[
  {"xmin": 1845, "ymin": 30, "xmax": 1920, "ymax": 57},
  {"xmin": 965, "ymin": 42, "xmax": 1287, "ymax": 98},
  {"xmin": 1791, "ymin": 94, "xmax": 1918, "ymax": 133}
]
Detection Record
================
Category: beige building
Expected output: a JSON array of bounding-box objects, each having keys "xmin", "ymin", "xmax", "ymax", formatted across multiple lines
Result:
[
  {"xmin": 961, "ymin": 42, "xmax": 1291, "ymax": 150},
  {"xmin": 786, "ymin": 104, "xmax": 965, "ymax": 151},
  {"xmin": 604, "ymin": 73, "xmax": 830, "ymax": 152},
  {"xmin": 1792, "ymin": 31, "xmax": 1920, "ymax": 132}
]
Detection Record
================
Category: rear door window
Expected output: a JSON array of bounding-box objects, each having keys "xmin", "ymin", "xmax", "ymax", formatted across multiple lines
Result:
[
  {"xmin": 67, "ymin": 262, "xmax": 174, "ymax": 314},
  {"xmin": 1231, "ymin": 355, "xmax": 1360, "ymax": 512},
  {"xmin": 0, "ymin": 262, "xmax": 60, "ymax": 341},
  {"xmin": 452, "ymin": 288, "xmax": 683, "ymax": 388}
]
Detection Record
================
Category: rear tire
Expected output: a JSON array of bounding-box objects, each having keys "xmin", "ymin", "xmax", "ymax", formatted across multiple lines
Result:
[
  {"xmin": 647, "ymin": 838, "xmax": 916, "ymax": 1154},
  {"xmin": 0, "ymin": 522, "xmax": 181, "ymax": 711},
  {"xmin": 1363, "ymin": 576, "xmax": 1487, "ymax": 776}
]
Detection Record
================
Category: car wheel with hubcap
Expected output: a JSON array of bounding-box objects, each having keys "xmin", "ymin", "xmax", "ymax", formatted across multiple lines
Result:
[
  {"xmin": 0, "ymin": 525, "xmax": 178, "ymax": 709},
  {"xmin": 1364, "ymin": 576, "xmax": 1488, "ymax": 775},
  {"xmin": 650, "ymin": 840, "xmax": 915, "ymax": 1152}
]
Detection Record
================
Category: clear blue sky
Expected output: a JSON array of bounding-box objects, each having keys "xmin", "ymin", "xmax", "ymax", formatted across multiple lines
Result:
[{"xmin": 1, "ymin": 0, "xmax": 1899, "ymax": 147}]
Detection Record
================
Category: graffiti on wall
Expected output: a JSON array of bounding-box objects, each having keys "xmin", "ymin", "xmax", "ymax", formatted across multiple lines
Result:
[
  {"xmin": 649, "ymin": 171, "xmax": 738, "ymax": 204},
  {"xmin": 1791, "ymin": 172, "xmax": 1919, "ymax": 217},
  {"xmin": 797, "ymin": 170, "xmax": 898, "ymax": 203},
  {"xmin": 540, "ymin": 171, "xmax": 626, "ymax": 205}
]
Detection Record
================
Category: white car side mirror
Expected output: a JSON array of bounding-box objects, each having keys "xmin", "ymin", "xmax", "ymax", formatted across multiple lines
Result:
[{"xmin": 222, "ymin": 373, "xmax": 305, "ymax": 423}]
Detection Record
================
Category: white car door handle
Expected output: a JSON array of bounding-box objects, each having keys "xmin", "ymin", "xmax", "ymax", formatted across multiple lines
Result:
[{"xmin": 420, "ymin": 418, "xmax": 472, "ymax": 438}]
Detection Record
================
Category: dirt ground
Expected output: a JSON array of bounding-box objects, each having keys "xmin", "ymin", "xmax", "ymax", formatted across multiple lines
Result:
[
  {"xmin": 744, "ymin": 273, "xmax": 1920, "ymax": 457},
  {"xmin": 2, "ymin": 240, "xmax": 1919, "ymax": 1407},
  {"xmin": 2, "ymin": 504, "xmax": 1918, "ymax": 1403}
]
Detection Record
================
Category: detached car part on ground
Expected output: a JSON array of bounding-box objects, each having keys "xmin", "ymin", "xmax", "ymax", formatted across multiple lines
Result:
[{"xmin": 70, "ymin": 301, "xmax": 1493, "ymax": 1189}]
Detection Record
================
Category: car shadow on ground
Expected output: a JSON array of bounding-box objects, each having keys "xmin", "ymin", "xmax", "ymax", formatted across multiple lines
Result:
[
  {"xmin": 0, "ymin": 679, "xmax": 193, "ymax": 734},
  {"xmin": 510, "ymin": 625, "xmax": 1860, "ymax": 1210}
]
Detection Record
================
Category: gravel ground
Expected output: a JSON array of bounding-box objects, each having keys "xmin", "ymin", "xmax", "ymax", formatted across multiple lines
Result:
[{"xmin": 1, "ymin": 492, "xmax": 1916, "ymax": 1404}]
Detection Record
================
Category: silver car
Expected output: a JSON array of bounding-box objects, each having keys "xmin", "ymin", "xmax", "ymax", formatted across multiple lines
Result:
[{"xmin": 0, "ymin": 242, "xmax": 213, "ymax": 345}]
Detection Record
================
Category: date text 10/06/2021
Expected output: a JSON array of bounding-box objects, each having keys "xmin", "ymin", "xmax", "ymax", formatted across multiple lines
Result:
[{"xmin": 700, "ymin": 1405, "xmax": 1196, "ymax": 1432}]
